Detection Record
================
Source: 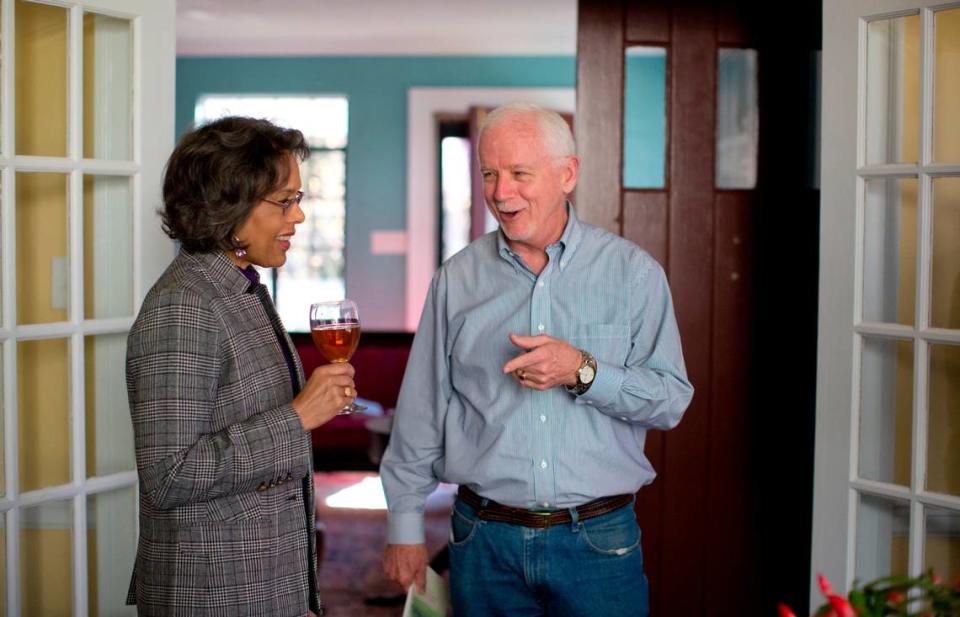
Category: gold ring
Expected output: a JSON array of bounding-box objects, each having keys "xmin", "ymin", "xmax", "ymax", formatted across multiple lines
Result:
[
  {"xmin": 344, "ymin": 386, "xmax": 352, "ymax": 397},
  {"xmin": 516, "ymin": 369, "xmax": 525, "ymax": 380}
]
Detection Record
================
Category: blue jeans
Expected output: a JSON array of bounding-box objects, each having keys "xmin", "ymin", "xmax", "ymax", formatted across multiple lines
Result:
[{"xmin": 447, "ymin": 496, "xmax": 649, "ymax": 617}]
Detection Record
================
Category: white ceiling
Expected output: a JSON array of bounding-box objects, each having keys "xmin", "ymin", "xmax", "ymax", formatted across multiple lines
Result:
[{"xmin": 177, "ymin": 0, "xmax": 578, "ymax": 57}]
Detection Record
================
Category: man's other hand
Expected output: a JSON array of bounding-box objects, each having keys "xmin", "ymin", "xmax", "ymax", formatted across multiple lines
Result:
[
  {"xmin": 502, "ymin": 333, "xmax": 581, "ymax": 390},
  {"xmin": 383, "ymin": 543, "xmax": 429, "ymax": 594}
]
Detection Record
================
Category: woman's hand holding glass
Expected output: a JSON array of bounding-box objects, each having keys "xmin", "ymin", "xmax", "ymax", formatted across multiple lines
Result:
[
  {"xmin": 291, "ymin": 362, "xmax": 356, "ymax": 430},
  {"xmin": 309, "ymin": 300, "xmax": 366, "ymax": 414}
]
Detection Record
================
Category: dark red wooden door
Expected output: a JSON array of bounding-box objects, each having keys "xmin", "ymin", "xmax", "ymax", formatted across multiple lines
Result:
[{"xmin": 574, "ymin": 1, "xmax": 821, "ymax": 614}]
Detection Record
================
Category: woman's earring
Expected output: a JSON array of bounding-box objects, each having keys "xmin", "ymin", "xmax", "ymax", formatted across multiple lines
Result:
[{"xmin": 233, "ymin": 236, "xmax": 247, "ymax": 258}]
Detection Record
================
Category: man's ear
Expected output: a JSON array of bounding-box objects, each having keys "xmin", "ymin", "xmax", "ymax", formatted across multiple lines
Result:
[{"xmin": 561, "ymin": 155, "xmax": 580, "ymax": 194}]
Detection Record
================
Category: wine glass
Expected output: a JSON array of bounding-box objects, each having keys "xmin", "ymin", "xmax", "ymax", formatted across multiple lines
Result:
[{"xmin": 309, "ymin": 299, "xmax": 366, "ymax": 415}]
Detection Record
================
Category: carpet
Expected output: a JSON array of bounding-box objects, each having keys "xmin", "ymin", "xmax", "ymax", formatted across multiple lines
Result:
[{"xmin": 314, "ymin": 471, "xmax": 454, "ymax": 616}]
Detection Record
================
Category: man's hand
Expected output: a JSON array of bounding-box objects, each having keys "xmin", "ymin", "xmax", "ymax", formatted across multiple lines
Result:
[
  {"xmin": 502, "ymin": 333, "xmax": 582, "ymax": 390},
  {"xmin": 383, "ymin": 543, "xmax": 429, "ymax": 594}
]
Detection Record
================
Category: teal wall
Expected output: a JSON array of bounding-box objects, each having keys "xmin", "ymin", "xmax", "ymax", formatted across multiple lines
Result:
[{"xmin": 176, "ymin": 56, "xmax": 575, "ymax": 330}]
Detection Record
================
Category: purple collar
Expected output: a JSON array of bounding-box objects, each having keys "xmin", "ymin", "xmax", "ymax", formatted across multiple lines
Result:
[{"xmin": 239, "ymin": 265, "xmax": 260, "ymax": 289}]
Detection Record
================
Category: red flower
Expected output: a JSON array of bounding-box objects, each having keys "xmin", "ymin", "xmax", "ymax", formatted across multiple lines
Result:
[
  {"xmin": 827, "ymin": 594, "xmax": 857, "ymax": 617},
  {"xmin": 886, "ymin": 590, "xmax": 905, "ymax": 603},
  {"xmin": 817, "ymin": 573, "xmax": 835, "ymax": 596},
  {"xmin": 777, "ymin": 603, "xmax": 798, "ymax": 617}
]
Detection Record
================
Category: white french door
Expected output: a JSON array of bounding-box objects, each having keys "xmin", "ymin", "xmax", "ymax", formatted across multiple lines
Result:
[
  {"xmin": 815, "ymin": 0, "xmax": 960, "ymax": 606},
  {"xmin": 0, "ymin": 0, "xmax": 174, "ymax": 615}
]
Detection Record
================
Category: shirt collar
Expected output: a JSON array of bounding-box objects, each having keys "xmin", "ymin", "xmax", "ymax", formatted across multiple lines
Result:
[
  {"xmin": 496, "ymin": 202, "xmax": 582, "ymax": 271},
  {"xmin": 238, "ymin": 265, "xmax": 260, "ymax": 290}
]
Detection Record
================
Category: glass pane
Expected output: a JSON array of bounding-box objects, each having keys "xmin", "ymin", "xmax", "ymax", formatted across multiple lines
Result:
[
  {"xmin": 716, "ymin": 48, "xmax": 758, "ymax": 189},
  {"xmin": 859, "ymin": 337, "xmax": 912, "ymax": 486},
  {"xmin": 924, "ymin": 506, "xmax": 960, "ymax": 579},
  {"xmin": 88, "ymin": 486, "xmax": 137, "ymax": 616},
  {"xmin": 0, "ymin": 349, "xmax": 4, "ymax": 497},
  {"xmin": 83, "ymin": 13, "xmax": 133, "ymax": 160},
  {"xmin": 276, "ymin": 151, "xmax": 347, "ymax": 332},
  {"xmin": 623, "ymin": 46, "xmax": 667, "ymax": 189},
  {"xmin": 17, "ymin": 173, "xmax": 69, "ymax": 325},
  {"xmin": 0, "ymin": 514, "xmax": 5, "ymax": 608},
  {"xmin": 855, "ymin": 494, "xmax": 910, "ymax": 582},
  {"xmin": 18, "ymin": 338, "xmax": 70, "ymax": 491},
  {"xmin": 21, "ymin": 500, "xmax": 73, "ymax": 616},
  {"xmin": 928, "ymin": 343, "xmax": 960, "ymax": 496},
  {"xmin": 194, "ymin": 96, "xmax": 348, "ymax": 149},
  {"xmin": 863, "ymin": 178, "xmax": 917, "ymax": 325},
  {"xmin": 85, "ymin": 334, "xmax": 135, "ymax": 478},
  {"xmin": 931, "ymin": 177, "xmax": 960, "ymax": 329},
  {"xmin": 15, "ymin": 0, "xmax": 67, "ymax": 157},
  {"xmin": 933, "ymin": 8, "xmax": 960, "ymax": 162},
  {"xmin": 865, "ymin": 14, "xmax": 920, "ymax": 165},
  {"xmin": 441, "ymin": 135, "xmax": 471, "ymax": 262},
  {"xmin": 84, "ymin": 176, "xmax": 133, "ymax": 319}
]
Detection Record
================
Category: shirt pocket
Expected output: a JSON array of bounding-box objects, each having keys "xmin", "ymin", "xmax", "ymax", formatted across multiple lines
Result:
[{"xmin": 570, "ymin": 323, "xmax": 630, "ymax": 367}]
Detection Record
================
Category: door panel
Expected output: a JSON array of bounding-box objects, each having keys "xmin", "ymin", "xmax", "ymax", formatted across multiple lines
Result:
[
  {"xmin": 0, "ymin": 1, "xmax": 175, "ymax": 615},
  {"xmin": 817, "ymin": 0, "xmax": 960, "ymax": 607}
]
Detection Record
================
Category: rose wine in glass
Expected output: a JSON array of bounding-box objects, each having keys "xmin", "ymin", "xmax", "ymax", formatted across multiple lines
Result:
[{"xmin": 309, "ymin": 299, "xmax": 366, "ymax": 414}]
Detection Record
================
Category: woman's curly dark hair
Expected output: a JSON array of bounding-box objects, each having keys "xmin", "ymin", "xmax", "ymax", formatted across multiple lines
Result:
[{"xmin": 161, "ymin": 116, "xmax": 310, "ymax": 253}]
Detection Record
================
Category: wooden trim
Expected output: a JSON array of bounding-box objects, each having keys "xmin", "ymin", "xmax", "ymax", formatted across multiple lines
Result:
[
  {"xmin": 468, "ymin": 107, "xmax": 489, "ymax": 241},
  {"xmin": 659, "ymin": 3, "xmax": 716, "ymax": 613},
  {"xmin": 574, "ymin": 0, "xmax": 624, "ymax": 233},
  {"xmin": 622, "ymin": 191, "xmax": 668, "ymax": 269},
  {"xmin": 707, "ymin": 190, "xmax": 759, "ymax": 612},
  {"xmin": 625, "ymin": 2, "xmax": 670, "ymax": 43}
]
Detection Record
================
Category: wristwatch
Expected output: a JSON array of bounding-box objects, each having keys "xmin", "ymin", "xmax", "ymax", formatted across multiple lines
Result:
[{"xmin": 565, "ymin": 349, "xmax": 597, "ymax": 396}]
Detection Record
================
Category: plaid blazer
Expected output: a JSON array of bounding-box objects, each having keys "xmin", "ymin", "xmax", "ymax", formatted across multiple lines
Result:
[{"xmin": 126, "ymin": 250, "xmax": 320, "ymax": 616}]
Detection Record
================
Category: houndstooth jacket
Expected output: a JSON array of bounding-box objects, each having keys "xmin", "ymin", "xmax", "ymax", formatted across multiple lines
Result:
[{"xmin": 125, "ymin": 249, "xmax": 321, "ymax": 616}]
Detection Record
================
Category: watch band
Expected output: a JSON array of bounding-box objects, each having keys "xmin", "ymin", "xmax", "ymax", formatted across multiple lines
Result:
[{"xmin": 565, "ymin": 349, "xmax": 597, "ymax": 396}]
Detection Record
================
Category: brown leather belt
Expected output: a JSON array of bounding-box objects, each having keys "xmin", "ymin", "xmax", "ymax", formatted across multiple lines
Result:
[{"xmin": 457, "ymin": 486, "xmax": 634, "ymax": 529}]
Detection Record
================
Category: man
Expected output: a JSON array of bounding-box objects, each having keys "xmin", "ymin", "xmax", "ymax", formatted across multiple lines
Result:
[{"xmin": 381, "ymin": 102, "xmax": 693, "ymax": 616}]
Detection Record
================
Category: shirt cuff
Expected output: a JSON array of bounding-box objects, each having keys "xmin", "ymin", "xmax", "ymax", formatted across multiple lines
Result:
[
  {"xmin": 387, "ymin": 511, "xmax": 426, "ymax": 544},
  {"xmin": 575, "ymin": 359, "xmax": 623, "ymax": 408}
]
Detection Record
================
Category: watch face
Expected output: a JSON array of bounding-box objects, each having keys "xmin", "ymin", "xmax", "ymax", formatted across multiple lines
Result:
[{"xmin": 579, "ymin": 364, "xmax": 595, "ymax": 384}]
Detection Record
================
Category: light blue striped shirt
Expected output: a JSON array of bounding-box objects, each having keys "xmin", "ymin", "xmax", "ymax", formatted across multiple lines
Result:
[{"xmin": 382, "ymin": 206, "xmax": 693, "ymax": 544}]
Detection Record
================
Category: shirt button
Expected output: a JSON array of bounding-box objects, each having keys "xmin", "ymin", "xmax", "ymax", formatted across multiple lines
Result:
[
  {"xmin": 540, "ymin": 460, "xmax": 548, "ymax": 469},
  {"xmin": 538, "ymin": 281, "xmax": 544, "ymax": 287},
  {"xmin": 560, "ymin": 260, "xmax": 567, "ymax": 267},
  {"xmin": 539, "ymin": 414, "xmax": 547, "ymax": 422},
  {"xmin": 537, "ymin": 324, "xmax": 545, "ymax": 332},
  {"xmin": 542, "ymin": 501, "xmax": 550, "ymax": 508},
  {"xmin": 585, "ymin": 399, "xmax": 592, "ymax": 405},
  {"xmin": 621, "ymin": 417, "xmax": 628, "ymax": 422}
]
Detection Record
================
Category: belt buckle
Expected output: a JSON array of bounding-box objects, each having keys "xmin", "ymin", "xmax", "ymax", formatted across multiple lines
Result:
[{"xmin": 531, "ymin": 511, "xmax": 553, "ymax": 528}]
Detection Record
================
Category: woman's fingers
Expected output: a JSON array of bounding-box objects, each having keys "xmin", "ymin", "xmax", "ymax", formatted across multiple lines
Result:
[{"xmin": 313, "ymin": 361, "xmax": 355, "ymax": 377}]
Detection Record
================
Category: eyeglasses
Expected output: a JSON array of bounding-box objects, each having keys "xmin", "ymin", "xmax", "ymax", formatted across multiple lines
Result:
[{"xmin": 263, "ymin": 190, "xmax": 304, "ymax": 212}]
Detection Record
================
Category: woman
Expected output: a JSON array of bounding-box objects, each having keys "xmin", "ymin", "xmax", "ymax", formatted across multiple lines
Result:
[{"xmin": 126, "ymin": 116, "xmax": 353, "ymax": 616}]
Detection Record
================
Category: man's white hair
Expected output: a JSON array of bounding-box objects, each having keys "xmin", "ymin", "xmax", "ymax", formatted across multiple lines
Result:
[{"xmin": 478, "ymin": 102, "xmax": 576, "ymax": 159}]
